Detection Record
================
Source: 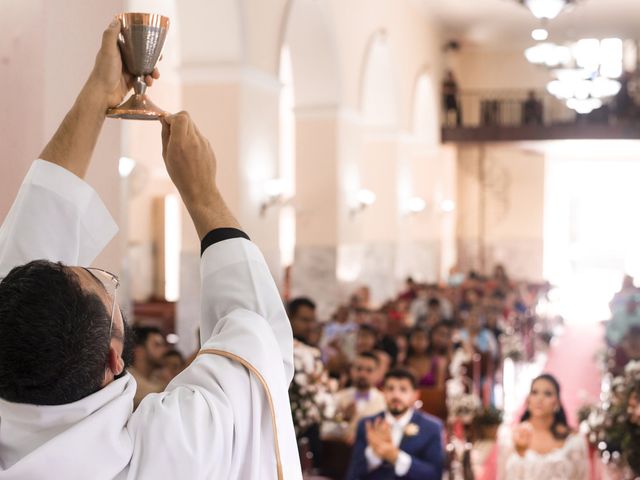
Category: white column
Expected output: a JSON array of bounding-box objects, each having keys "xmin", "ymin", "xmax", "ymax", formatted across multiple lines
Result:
[
  {"xmin": 176, "ymin": 64, "xmax": 282, "ymax": 354},
  {"xmin": 291, "ymin": 106, "xmax": 365, "ymax": 319}
]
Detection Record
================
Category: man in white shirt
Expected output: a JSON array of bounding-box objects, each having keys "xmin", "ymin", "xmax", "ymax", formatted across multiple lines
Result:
[
  {"xmin": 334, "ymin": 352, "xmax": 386, "ymax": 443},
  {"xmin": 346, "ymin": 369, "xmax": 443, "ymax": 480},
  {"xmin": 0, "ymin": 19, "xmax": 301, "ymax": 479}
]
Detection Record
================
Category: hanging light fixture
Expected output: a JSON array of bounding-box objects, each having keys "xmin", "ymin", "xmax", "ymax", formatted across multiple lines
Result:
[
  {"xmin": 519, "ymin": 0, "xmax": 575, "ymax": 20},
  {"xmin": 566, "ymin": 98, "xmax": 602, "ymax": 114},
  {"xmin": 525, "ymin": 43, "xmax": 572, "ymax": 67},
  {"xmin": 531, "ymin": 28, "xmax": 549, "ymax": 41},
  {"xmin": 525, "ymin": 36, "xmax": 623, "ymax": 114}
]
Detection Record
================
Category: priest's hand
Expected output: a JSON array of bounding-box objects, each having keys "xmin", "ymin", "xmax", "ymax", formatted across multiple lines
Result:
[
  {"xmin": 86, "ymin": 19, "xmax": 159, "ymax": 110},
  {"xmin": 160, "ymin": 112, "xmax": 241, "ymax": 239}
]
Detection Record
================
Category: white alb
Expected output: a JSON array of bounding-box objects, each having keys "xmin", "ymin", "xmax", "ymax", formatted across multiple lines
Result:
[{"xmin": 0, "ymin": 160, "xmax": 302, "ymax": 479}]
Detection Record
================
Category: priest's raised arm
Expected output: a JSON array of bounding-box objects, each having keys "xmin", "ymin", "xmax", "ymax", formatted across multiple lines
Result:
[
  {"xmin": 0, "ymin": 20, "xmax": 158, "ymax": 276},
  {"xmin": 0, "ymin": 19, "xmax": 301, "ymax": 480},
  {"xmin": 126, "ymin": 111, "xmax": 301, "ymax": 479}
]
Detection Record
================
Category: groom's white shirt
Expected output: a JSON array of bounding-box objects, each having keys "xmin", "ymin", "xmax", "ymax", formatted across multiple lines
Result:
[{"xmin": 0, "ymin": 160, "xmax": 302, "ymax": 479}]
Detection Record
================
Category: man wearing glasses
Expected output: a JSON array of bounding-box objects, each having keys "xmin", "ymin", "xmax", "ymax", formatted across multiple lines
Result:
[{"xmin": 0, "ymin": 19, "xmax": 301, "ymax": 480}]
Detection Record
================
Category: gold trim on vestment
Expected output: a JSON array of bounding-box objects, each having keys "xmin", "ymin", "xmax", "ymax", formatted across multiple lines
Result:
[{"xmin": 197, "ymin": 349, "xmax": 284, "ymax": 480}]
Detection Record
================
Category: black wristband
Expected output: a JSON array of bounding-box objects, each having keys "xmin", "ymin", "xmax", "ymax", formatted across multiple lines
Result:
[{"xmin": 200, "ymin": 228, "xmax": 250, "ymax": 256}]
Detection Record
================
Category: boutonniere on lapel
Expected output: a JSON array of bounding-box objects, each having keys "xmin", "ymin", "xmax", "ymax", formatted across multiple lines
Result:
[{"xmin": 404, "ymin": 423, "xmax": 420, "ymax": 437}]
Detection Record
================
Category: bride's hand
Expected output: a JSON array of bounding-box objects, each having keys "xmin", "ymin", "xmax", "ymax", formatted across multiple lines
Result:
[{"xmin": 513, "ymin": 422, "xmax": 533, "ymax": 455}]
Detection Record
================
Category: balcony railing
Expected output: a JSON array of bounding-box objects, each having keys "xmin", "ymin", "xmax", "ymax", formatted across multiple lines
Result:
[{"xmin": 441, "ymin": 89, "xmax": 640, "ymax": 143}]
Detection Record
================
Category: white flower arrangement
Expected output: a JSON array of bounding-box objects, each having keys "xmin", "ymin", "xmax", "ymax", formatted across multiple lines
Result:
[
  {"xmin": 449, "ymin": 349, "xmax": 471, "ymax": 379},
  {"xmin": 447, "ymin": 392, "xmax": 482, "ymax": 425},
  {"xmin": 289, "ymin": 340, "xmax": 337, "ymax": 436},
  {"xmin": 624, "ymin": 360, "xmax": 640, "ymax": 380},
  {"xmin": 446, "ymin": 350, "xmax": 482, "ymax": 425},
  {"xmin": 500, "ymin": 332, "xmax": 525, "ymax": 362}
]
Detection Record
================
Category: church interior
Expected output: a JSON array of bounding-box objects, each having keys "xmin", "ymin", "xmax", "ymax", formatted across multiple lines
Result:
[{"xmin": 1, "ymin": 0, "xmax": 640, "ymax": 478}]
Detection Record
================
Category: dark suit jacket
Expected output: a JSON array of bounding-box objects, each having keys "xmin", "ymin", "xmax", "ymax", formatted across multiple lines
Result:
[{"xmin": 345, "ymin": 410, "xmax": 444, "ymax": 480}]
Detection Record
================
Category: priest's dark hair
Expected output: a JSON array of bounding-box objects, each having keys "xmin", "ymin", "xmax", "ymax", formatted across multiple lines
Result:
[{"xmin": 0, "ymin": 260, "xmax": 112, "ymax": 405}]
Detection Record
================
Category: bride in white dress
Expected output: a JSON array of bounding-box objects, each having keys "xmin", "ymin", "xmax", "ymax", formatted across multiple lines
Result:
[{"xmin": 499, "ymin": 374, "xmax": 589, "ymax": 480}]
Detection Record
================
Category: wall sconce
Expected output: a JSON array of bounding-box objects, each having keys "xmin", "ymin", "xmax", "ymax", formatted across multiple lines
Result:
[
  {"xmin": 350, "ymin": 188, "xmax": 377, "ymax": 217},
  {"xmin": 260, "ymin": 178, "xmax": 287, "ymax": 216},
  {"xmin": 119, "ymin": 156, "xmax": 136, "ymax": 178},
  {"xmin": 404, "ymin": 196, "xmax": 427, "ymax": 215},
  {"xmin": 440, "ymin": 199, "xmax": 456, "ymax": 213}
]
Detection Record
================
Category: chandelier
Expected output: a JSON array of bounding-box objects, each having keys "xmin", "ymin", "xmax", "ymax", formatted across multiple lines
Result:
[
  {"xmin": 525, "ymin": 38, "xmax": 623, "ymax": 114},
  {"xmin": 519, "ymin": 0, "xmax": 576, "ymax": 19}
]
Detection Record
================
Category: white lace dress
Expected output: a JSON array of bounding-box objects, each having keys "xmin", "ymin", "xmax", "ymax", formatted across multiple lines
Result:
[{"xmin": 501, "ymin": 433, "xmax": 590, "ymax": 480}]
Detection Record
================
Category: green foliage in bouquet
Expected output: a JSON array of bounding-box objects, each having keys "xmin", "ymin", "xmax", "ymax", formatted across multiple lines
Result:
[
  {"xmin": 289, "ymin": 342, "xmax": 336, "ymax": 437},
  {"xmin": 473, "ymin": 405, "xmax": 504, "ymax": 426},
  {"xmin": 622, "ymin": 388, "xmax": 640, "ymax": 475},
  {"xmin": 582, "ymin": 361, "xmax": 640, "ymax": 476}
]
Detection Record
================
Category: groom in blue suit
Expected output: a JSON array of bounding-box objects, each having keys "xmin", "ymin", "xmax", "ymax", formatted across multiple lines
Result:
[{"xmin": 345, "ymin": 368, "xmax": 444, "ymax": 480}]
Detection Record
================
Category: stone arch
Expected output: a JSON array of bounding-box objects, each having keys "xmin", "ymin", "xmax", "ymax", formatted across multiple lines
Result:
[{"xmin": 278, "ymin": 0, "xmax": 341, "ymax": 108}]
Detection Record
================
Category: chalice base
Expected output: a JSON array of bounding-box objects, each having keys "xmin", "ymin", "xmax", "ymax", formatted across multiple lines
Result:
[{"xmin": 106, "ymin": 94, "xmax": 167, "ymax": 120}]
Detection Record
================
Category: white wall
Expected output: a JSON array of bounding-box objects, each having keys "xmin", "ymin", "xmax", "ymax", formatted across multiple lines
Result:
[{"xmin": 456, "ymin": 144, "xmax": 545, "ymax": 280}]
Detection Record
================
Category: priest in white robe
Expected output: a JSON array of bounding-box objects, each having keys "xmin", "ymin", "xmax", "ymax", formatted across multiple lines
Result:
[{"xmin": 0, "ymin": 19, "xmax": 302, "ymax": 480}]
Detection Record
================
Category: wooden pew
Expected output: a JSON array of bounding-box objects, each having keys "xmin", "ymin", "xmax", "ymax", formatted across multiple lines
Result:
[
  {"xmin": 419, "ymin": 387, "xmax": 448, "ymax": 422},
  {"xmin": 320, "ymin": 439, "xmax": 352, "ymax": 480}
]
